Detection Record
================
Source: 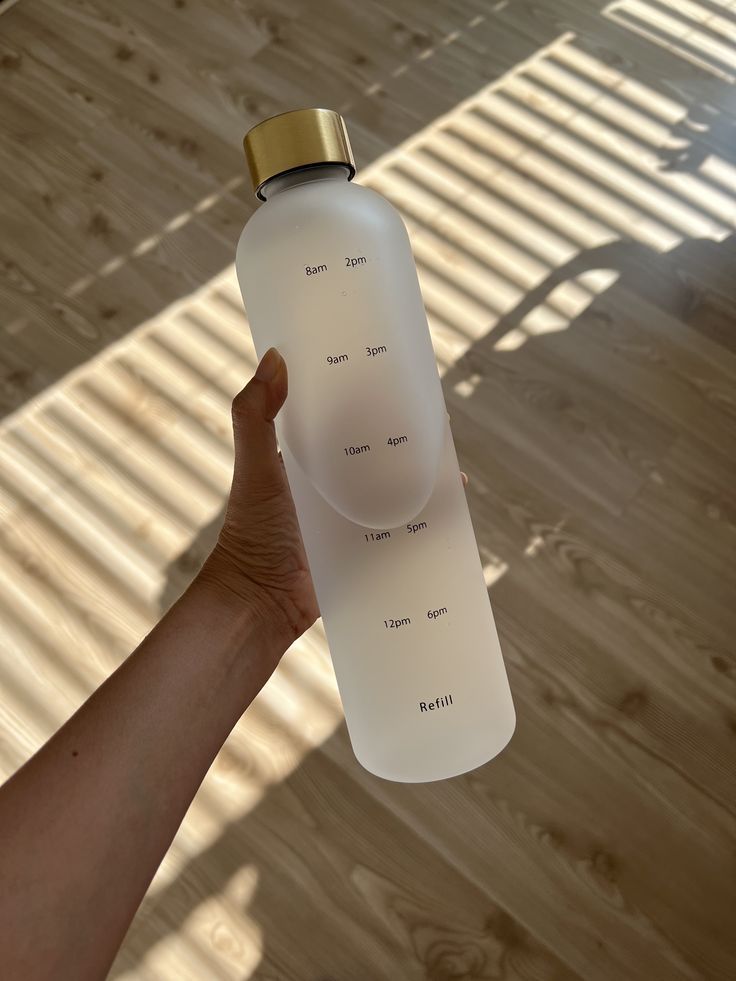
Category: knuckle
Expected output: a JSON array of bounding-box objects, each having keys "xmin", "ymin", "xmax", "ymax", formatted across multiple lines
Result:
[{"xmin": 231, "ymin": 386, "xmax": 253, "ymax": 418}]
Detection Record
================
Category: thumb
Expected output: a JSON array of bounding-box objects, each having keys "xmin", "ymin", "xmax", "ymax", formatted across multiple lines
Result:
[{"xmin": 230, "ymin": 347, "xmax": 287, "ymax": 484}]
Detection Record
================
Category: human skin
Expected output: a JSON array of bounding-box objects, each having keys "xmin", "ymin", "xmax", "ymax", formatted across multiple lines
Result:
[{"xmin": 0, "ymin": 347, "xmax": 467, "ymax": 979}]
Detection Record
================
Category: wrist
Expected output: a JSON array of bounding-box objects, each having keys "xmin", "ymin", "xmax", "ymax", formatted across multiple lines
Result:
[{"xmin": 194, "ymin": 547, "xmax": 297, "ymax": 649}]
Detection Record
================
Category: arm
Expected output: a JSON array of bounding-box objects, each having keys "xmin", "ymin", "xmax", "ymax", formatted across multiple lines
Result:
[
  {"xmin": 0, "ymin": 347, "xmax": 316, "ymax": 980},
  {"xmin": 0, "ymin": 345, "xmax": 467, "ymax": 979},
  {"xmin": 0, "ymin": 573, "xmax": 289, "ymax": 979}
]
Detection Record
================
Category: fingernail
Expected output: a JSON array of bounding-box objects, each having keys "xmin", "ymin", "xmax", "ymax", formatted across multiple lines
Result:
[{"xmin": 255, "ymin": 347, "xmax": 281, "ymax": 382}]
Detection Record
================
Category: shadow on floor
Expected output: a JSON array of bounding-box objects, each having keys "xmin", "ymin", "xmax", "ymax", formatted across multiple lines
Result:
[
  {"xmin": 132, "ymin": 5, "xmax": 736, "ymax": 963},
  {"xmin": 6, "ymin": 0, "xmax": 734, "ymax": 420},
  {"xmin": 125, "ymin": 227, "xmax": 736, "ymax": 979}
]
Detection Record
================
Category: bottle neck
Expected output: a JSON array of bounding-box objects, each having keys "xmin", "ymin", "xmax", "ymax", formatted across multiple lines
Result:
[{"xmin": 260, "ymin": 163, "xmax": 351, "ymax": 200}]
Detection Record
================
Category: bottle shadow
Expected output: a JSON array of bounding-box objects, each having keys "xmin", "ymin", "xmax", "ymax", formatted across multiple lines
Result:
[{"xmin": 113, "ymin": 225, "xmax": 736, "ymax": 979}]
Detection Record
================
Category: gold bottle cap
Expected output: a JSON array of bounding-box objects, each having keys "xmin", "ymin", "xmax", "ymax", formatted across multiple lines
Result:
[{"xmin": 243, "ymin": 108, "xmax": 355, "ymax": 200}]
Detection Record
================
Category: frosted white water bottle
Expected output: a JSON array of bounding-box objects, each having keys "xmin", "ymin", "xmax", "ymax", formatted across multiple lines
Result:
[{"xmin": 236, "ymin": 108, "xmax": 515, "ymax": 782}]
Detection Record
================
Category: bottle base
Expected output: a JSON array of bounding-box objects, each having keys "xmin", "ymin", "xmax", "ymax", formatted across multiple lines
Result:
[{"xmin": 350, "ymin": 711, "xmax": 516, "ymax": 784}]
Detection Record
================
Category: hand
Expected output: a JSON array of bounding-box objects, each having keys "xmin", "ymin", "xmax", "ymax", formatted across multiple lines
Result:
[
  {"xmin": 198, "ymin": 347, "xmax": 317, "ymax": 641},
  {"xmin": 199, "ymin": 347, "xmax": 469, "ymax": 643}
]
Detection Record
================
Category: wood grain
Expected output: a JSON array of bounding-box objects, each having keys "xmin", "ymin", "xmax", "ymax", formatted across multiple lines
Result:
[{"xmin": 1, "ymin": 1, "xmax": 735, "ymax": 979}]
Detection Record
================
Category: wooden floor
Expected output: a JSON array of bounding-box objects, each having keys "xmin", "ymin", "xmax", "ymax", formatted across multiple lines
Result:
[{"xmin": 1, "ymin": 0, "xmax": 735, "ymax": 978}]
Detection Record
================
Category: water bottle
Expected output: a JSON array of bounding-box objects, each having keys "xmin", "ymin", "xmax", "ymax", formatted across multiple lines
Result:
[{"xmin": 235, "ymin": 108, "xmax": 515, "ymax": 782}]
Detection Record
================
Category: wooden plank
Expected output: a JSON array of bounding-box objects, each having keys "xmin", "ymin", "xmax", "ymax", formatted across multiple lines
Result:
[
  {"xmin": 1, "ymin": 1, "xmax": 735, "ymax": 979},
  {"xmin": 112, "ymin": 731, "xmax": 581, "ymax": 981}
]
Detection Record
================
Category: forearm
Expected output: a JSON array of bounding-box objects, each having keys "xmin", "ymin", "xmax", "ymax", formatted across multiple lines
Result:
[{"xmin": 0, "ymin": 565, "xmax": 291, "ymax": 980}]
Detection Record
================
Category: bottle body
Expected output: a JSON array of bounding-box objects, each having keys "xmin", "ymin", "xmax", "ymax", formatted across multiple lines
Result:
[{"xmin": 236, "ymin": 168, "xmax": 515, "ymax": 782}]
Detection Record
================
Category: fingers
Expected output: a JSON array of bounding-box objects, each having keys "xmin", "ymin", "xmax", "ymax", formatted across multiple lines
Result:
[
  {"xmin": 230, "ymin": 348, "xmax": 287, "ymax": 482},
  {"xmin": 449, "ymin": 414, "xmax": 468, "ymax": 488},
  {"xmin": 253, "ymin": 347, "xmax": 288, "ymax": 421},
  {"xmin": 232, "ymin": 353, "xmax": 468, "ymax": 498}
]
